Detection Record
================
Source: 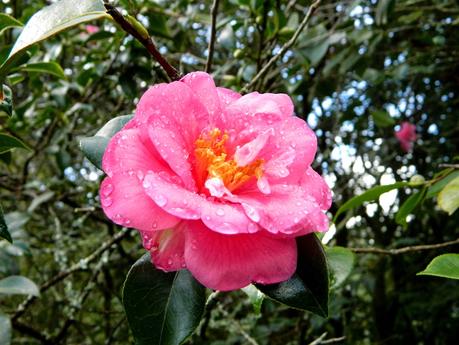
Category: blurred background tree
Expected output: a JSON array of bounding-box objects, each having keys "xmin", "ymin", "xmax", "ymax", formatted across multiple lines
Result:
[{"xmin": 0, "ymin": 0, "xmax": 458, "ymax": 344}]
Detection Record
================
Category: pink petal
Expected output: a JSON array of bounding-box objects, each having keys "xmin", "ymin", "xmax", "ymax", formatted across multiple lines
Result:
[
  {"xmin": 180, "ymin": 72, "xmax": 221, "ymax": 121},
  {"xmin": 99, "ymin": 175, "xmax": 179, "ymax": 232},
  {"xmin": 133, "ymin": 81, "xmax": 209, "ymax": 151},
  {"xmin": 300, "ymin": 168, "xmax": 332, "ymax": 210},
  {"xmin": 226, "ymin": 92, "xmax": 293, "ymax": 119},
  {"xmin": 234, "ymin": 129, "xmax": 273, "ymax": 166},
  {"xmin": 142, "ymin": 172, "xmax": 257, "ymax": 234},
  {"xmin": 184, "ymin": 221, "xmax": 297, "ymax": 291},
  {"xmin": 217, "ymin": 87, "xmax": 241, "ymax": 106},
  {"xmin": 102, "ymin": 128, "xmax": 169, "ymax": 178},
  {"xmin": 143, "ymin": 224, "xmax": 186, "ymax": 271},
  {"xmin": 261, "ymin": 116, "xmax": 318, "ymax": 184},
  {"xmin": 236, "ymin": 184, "xmax": 329, "ymax": 236},
  {"xmin": 148, "ymin": 125, "xmax": 196, "ymax": 191}
]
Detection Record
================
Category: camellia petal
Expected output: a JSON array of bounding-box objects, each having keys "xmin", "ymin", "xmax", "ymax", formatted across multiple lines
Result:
[
  {"xmin": 184, "ymin": 221, "xmax": 297, "ymax": 291},
  {"xmin": 100, "ymin": 175, "xmax": 179, "ymax": 232}
]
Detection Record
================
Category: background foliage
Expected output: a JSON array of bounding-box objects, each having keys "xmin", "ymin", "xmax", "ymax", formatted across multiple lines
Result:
[{"xmin": 1, "ymin": 0, "xmax": 458, "ymax": 344}]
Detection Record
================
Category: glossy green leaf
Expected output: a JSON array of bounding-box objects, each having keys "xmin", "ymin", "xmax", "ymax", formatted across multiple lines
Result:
[
  {"xmin": 371, "ymin": 110, "xmax": 395, "ymax": 127},
  {"xmin": 0, "ymin": 275, "xmax": 40, "ymax": 296},
  {"xmin": 0, "ymin": 313, "xmax": 11, "ymax": 345},
  {"xmin": 0, "ymin": 13, "xmax": 23, "ymax": 35},
  {"xmin": 18, "ymin": 61, "xmax": 66, "ymax": 79},
  {"xmin": 426, "ymin": 170, "xmax": 459, "ymax": 198},
  {"xmin": 325, "ymin": 246, "xmax": 355, "ymax": 288},
  {"xmin": 79, "ymin": 114, "xmax": 133, "ymax": 169},
  {"xmin": 395, "ymin": 188, "xmax": 427, "ymax": 227},
  {"xmin": 0, "ymin": 84, "xmax": 13, "ymax": 117},
  {"xmin": 0, "ymin": 0, "xmax": 107, "ymax": 79},
  {"xmin": 334, "ymin": 182, "xmax": 408, "ymax": 222},
  {"xmin": 0, "ymin": 133, "xmax": 30, "ymax": 154},
  {"xmin": 438, "ymin": 176, "xmax": 459, "ymax": 215},
  {"xmin": 122, "ymin": 253, "xmax": 206, "ymax": 345},
  {"xmin": 0, "ymin": 204, "xmax": 12, "ymax": 243},
  {"xmin": 256, "ymin": 234, "xmax": 329, "ymax": 317},
  {"xmin": 418, "ymin": 254, "xmax": 459, "ymax": 280}
]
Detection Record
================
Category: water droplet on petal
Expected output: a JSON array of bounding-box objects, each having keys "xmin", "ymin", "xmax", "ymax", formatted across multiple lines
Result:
[
  {"xmin": 101, "ymin": 183, "xmax": 113, "ymax": 196},
  {"xmin": 137, "ymin": 170, "xmax": 144, "ymax": 181},
  {"xmin": 154, "ymin": 194, "xmax": 168, "ymax": 207},
  {"xmin": 247, "ymin": 222, "xmax": 258, "ymax": 233},
  {"xmin": 242, "ymin": 203, "xmax": 260, "ymax": 222},
  {"xmin": 216, "ymin": 208, "xmax": 225, "ymax": 216},
  {"xmin": 101, "ymin": 196, "xmax": 112, "ymax": 207}
]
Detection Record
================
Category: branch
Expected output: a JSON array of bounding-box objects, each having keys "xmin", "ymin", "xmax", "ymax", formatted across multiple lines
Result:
[
  {"xmin": 12, "ymin": 228, "xmax": 132, "ymax": 322},
  {"xmin": 103, "ymin": 2, "xmax": 181, "ymax": 81},
  {"xmin": 241, "ymin": 0, "xmax": 321, "ymax": 93},
  {"xmin": 205, "ymin": 0, "xmax": 220, "ymax": 73},
  {"xmin": 350, "ymin": 237, "xmax": 459, "ymax": 255}
]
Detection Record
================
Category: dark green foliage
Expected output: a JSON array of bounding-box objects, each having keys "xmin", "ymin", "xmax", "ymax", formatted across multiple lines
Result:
[{"xmin": 122, "ymin": 254, "xmax": 206, "ymax": 345}]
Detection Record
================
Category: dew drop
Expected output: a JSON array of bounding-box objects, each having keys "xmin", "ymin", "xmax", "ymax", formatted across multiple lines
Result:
[
  {"xmin": 101, "ymin": 196, "xmax": 112, "ymax": 207},
  {"xmin": 216, "ymin": 208, "xmax": 225, "ymax": 216},
  {"xmin": 154, "ymin": 194, "xmax": 168, "ymax": 207},
  {"xmin": 101, "ymin": 183, "xmax": 113, "ymax": 196},
  {"xmin": 137, "ymin": 170, "xmax": 144, "ymax": 181}
]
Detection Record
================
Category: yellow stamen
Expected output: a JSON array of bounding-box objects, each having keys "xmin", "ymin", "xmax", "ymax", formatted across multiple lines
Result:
[{"xmin": 194, "ymin": 128, "xmax": 263, "ymax": 192}]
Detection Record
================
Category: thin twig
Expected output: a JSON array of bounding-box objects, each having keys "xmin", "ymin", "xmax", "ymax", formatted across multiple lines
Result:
[
  {"xmin": 205, "ymin": 0, "xmax": 220, "ymax": 73},
  {"xmin": 103, "ymin": 2, "xmax": 181, "ymax": 81},
  {"xmin": 308, "ymin": 332, "xmax": 327, "ymax": 345},
  {"xmin": 241, "ymin": 0, "xmax": 321, "ymax": 93},
  {"xmin": 350, "ymin": 237, "xmax": 459, "ymax": 255},
  {"xmin": 321, "ymin": 336, "xmax": 346, "ymax": 344},
  {"xmin": 12, "ymin": 228, "xmax": 132, "ymax": 322},
  {"xmin": 438, "ymin": 163, "xmax": 459, "ymax": 169}
]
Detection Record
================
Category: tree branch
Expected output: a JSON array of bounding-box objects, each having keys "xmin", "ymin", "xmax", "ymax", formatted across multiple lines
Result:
[
  {"xmin": 241, "ymin": 0, "xmax": 321, "ymax": 93},
  {"xmin": 205, "ymin": 0, "xmax": 220, "ymax": 73},
  {"xmin": 103, "ymin": 2, "xmax": 181, "ymax": 81},
  {"xmin": 350, "ymin": 237, "xmax": 459, "ymax": 255}
]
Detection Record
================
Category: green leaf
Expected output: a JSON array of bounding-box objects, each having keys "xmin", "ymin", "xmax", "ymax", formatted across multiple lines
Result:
[
  {"xmin": 0, "ymin": 275, "xmax": 40, "ymax": 296},
  {"xmin": 0, "ymin": 0, "xmax": 107, "ymax": 80},
  {"xmin": 427, "ymin": 170, "xmax": 459, "ymax": 198},
  {"xmin": 122, "ymin": 253, "xmax": 206, "ymax": 345},
  {"xmin": 0, "ymin": 13, "xmax": 23, "ymax": 35},
  {"xmin": 371, "ymin": 110, "xmax": 395, "ymax": 128},
  {"xmin": 241, "ymin": 284, "xmax": 264, "ymax": 315},
  {"xmin": 0, "ymin": 313, "xmax": 11, "ymax": 345},
  {"xmin": 256, "ymin": 234, "xmax": 329, "ymax": 317},
  {"xmin": 418, "ymin": 254, "xmax": 459, "ymax": 280},
  {"xmin": 0, "ymin": 84, "xmax": 13, "ymax": 117},
  {"xmin": 334, "ymin": 182, "xmax": 408, "ymax": 222},
  {"xmin": 17, "ymin": 61, "xmax": 66, "ymax": 79},
  {"xmin": 0, "ymin": 133, "xmax": 30, "ymax": 154},
  {"xmin": 301, "ymin": 38, "xmax": 330, "ymax": 66},
  {"xmin": 325, "ymin": 246, "xmax": 355, "ymax": 289},
  {"xmin": 395, "ymin": 188, "xmax": 427, "ymax": 227},
  {"xmin": 0, "ymin": 205, "xmax": 12, "ymax": 243},
  {"xmin": 375, "ymin": 0, "xmax": 395, "ymax": 26},
  {"xmin": 79, "ymin": 114, "xmax": 133, "ymax": 169},
  {"xmin": 438, "ymin": 176, "xmax": 459, "ymax": 215}
]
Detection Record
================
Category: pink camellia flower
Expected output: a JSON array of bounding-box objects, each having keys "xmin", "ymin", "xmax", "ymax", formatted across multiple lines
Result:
[
  {"xmin": 99, "ymin": 72, "xmax": 331, "ymax": 291},
  {"xmin": 395, "ymin": 122, "xmax": 416, "ymax": 152},
  {"xmin": 85, "ymin": 25, "xmax": 100, "ymax": 34}
]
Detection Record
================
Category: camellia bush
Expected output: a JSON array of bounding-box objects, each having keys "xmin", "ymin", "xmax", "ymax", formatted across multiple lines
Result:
[{"xmin": 0, "ymin": 0, "xmax": 458, "ymax": 344}]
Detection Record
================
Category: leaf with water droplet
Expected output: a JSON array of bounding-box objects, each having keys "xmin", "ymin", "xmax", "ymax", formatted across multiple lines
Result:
[{"xmin": 123, "ymin": 253, "xmax": 206, "ymax": 345}]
